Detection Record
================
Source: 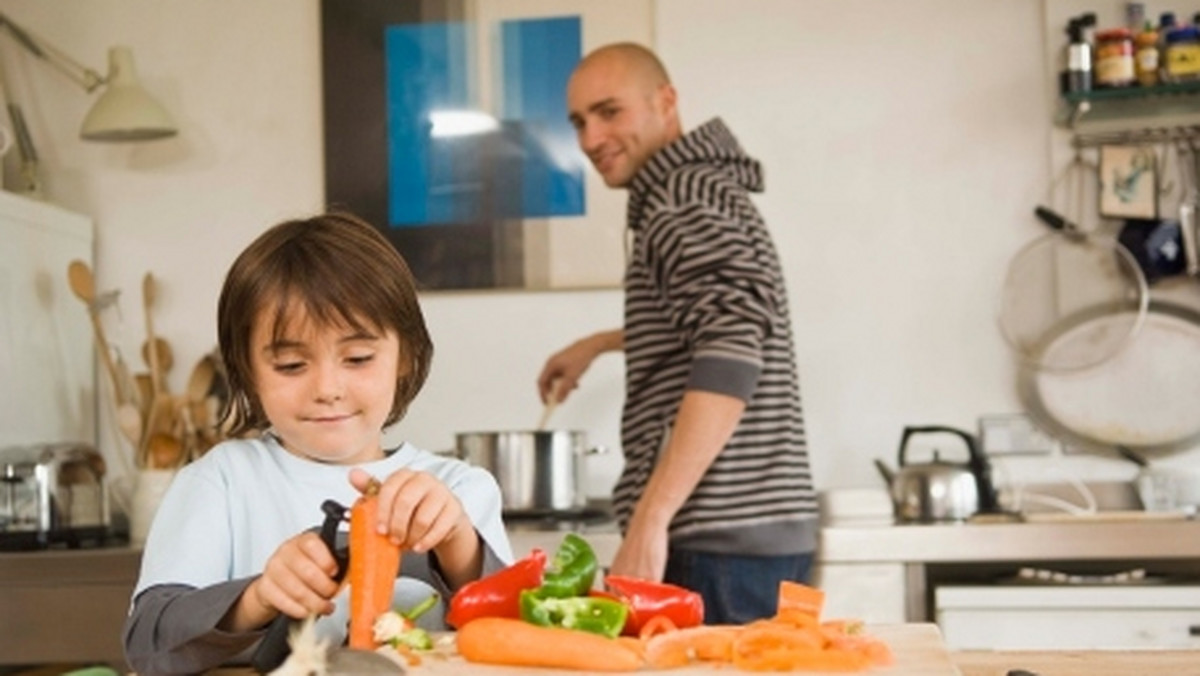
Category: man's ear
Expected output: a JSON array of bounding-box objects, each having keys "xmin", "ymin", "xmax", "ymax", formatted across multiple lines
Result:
[{"xmin": 657, "ymin": 83, "xmax": 678, "ymax": 118}]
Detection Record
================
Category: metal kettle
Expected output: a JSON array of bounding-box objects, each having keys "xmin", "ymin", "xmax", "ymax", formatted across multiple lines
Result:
[{"xmin": 874, "ymin": 426, "xmax": 999, "ymax": 524}]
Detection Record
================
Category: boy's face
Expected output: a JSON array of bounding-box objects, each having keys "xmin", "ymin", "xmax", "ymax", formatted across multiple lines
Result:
[{"xmin": 250, "ymin": 302, "xmax": 402, "ymax": 465}]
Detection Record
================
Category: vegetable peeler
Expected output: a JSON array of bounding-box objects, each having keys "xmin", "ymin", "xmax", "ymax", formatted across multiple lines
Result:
[{"xmin": 250, "ymin": 499, "xmax": 350, "ymax": 673}]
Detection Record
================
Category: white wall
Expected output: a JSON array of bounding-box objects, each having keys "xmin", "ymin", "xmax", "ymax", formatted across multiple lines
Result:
[{"xmin": 2, "ymin": 0, "xmax": 1169, "ymax": 498}]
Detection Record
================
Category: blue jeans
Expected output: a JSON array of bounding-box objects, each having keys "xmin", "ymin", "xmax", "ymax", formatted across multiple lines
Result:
[{"xmin": 664, "ymin": 548, "xmax": 815, "ymax": 625}]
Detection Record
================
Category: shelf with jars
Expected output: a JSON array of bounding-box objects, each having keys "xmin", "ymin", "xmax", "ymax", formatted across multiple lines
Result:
[{"xmin": 1056, "ymin": 80, "xmax": 1200, "ymax": 131}]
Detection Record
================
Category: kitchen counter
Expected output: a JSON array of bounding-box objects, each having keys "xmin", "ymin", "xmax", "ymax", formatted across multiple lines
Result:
[
  {"xmin": 816, "ymin": 515, "xmax": 1200, "ymax": 643},
  {"xmin": 821, "ymin": 516, "xmax": 1200, "ymax": 564}
]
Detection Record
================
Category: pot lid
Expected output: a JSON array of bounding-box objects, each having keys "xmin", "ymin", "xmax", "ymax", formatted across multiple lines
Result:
[{"xmin": 1018, "ymin": 300, "xmax": 1200, "ymax": 454}]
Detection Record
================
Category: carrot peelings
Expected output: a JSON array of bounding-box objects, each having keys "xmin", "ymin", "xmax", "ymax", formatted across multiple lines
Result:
[{"xmin": 347, "ymin": 478, "xmax": 401, "ymax": 649}]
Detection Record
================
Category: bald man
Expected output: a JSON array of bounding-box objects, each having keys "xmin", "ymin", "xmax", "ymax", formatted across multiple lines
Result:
[{"xmin": 537, "ymin": 43, "xmax": 817, "ymax": 624}]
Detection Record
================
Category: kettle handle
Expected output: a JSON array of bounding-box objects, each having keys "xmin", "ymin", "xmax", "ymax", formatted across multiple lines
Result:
[{"xmin": 897, "ymin": 425, "xmax": 1000, "ymax": 513}]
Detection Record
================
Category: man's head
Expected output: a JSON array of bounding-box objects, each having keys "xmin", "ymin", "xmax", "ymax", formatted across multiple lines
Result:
[{"xmin": 567, "ymin": 43, "xmax": 682, "ymax": 188}]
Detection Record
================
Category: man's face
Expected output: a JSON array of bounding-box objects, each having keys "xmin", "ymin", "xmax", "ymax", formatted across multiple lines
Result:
[{"xmin": 567, "ymin": 57, "xmax": 676, "ymax": 188}]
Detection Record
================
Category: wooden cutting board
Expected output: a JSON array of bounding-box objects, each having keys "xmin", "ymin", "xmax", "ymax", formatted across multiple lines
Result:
[{"xmin": 410, "ymin": 623, "xmax": 959, "ymax": 675}]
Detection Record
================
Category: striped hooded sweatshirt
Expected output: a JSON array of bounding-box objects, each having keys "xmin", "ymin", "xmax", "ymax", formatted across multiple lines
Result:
[{"xmin": 615, "ymin": 118, "xmax": 817, "ymax": 555}]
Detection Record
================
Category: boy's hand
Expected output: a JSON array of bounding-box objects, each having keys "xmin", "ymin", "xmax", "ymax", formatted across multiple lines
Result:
[
  {"xmin": 255, "ymin": 531, "xmax": 341, "ymax": 619},
  {"xmin": 349, "ymin": 467, "xmax": 470, "ymax": 553}
]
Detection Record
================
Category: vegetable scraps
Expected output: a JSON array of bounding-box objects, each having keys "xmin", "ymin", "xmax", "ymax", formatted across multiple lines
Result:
[
  {"xmin": 373, "ymin": 594, "xmax": 439, "ymax": 651},
  {"xmin": 643, "ymin": 581, "xmax": 894, "ymax": 672},
  {"xmin": 347, "ymin": 478, "xmax": 401, "ymax": 650}
]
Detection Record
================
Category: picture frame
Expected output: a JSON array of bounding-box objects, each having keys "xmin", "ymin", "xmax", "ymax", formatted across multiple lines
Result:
[
  {"xmin": 320, "ymin": 0, "xmax": 652, "ymax": 292},
  {"xmin": 1098, "ymin": 144, "xmax": 1158, "ymax": 220}
]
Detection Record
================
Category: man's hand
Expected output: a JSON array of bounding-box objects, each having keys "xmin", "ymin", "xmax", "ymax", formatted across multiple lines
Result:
[
  {"xmin": 608, "ymin": 515, "xmax": 669, "ymax": 582},
  {"xmin": 536, "ymin": 330, "xmax": 623, "ymax": 404}
]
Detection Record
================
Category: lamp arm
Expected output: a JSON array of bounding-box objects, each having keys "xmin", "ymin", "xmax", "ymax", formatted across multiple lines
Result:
[{"xmin": 0, "ymin": 12, "xmax": 104, "ymax": 92}]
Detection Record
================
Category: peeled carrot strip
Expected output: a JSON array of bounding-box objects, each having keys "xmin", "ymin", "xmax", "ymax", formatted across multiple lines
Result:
[
  {"xmin": 347, "ymin": 478, "xmax": 401, "ymax": 649},
  {"xmin": 644, "ymin": 625, "xmax": 742, "ymax": 668}
]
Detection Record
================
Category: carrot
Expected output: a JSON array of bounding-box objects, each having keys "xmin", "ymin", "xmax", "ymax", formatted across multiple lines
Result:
[
  {"xmin": 456, "ymin": 617, "xmax": 642, "ymax": 672},
  {"xmin": 644, "ymin": 624, "xmax": 743, "ymax": 668},
  {"xmin": 347, "ymin": 478, "xmax": 402, "ymax": 649},
  {"xmin": 777, "ymin": 580, "xmax": 826, "ymax": 619}
]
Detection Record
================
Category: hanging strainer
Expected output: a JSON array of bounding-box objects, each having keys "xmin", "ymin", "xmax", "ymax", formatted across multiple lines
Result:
[{"xmin": 998, "ymin": 206, "xmax": 1149, "ymax": 373}]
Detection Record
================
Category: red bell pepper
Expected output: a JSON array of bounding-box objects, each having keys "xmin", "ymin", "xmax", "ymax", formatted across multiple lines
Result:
[
  {"xmin": 446, "ymin": 548, "xmax": 547, "ymax": 628},
  {"xmin": 603, "ymin": 574, "xmax": 705, "ymax": 636}
]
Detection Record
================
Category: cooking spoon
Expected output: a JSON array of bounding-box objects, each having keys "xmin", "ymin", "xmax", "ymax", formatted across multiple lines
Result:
[
  {"xmin": 142, "ymin": 273, "xmax": 163, "ymax": 395},
  {"xmin": 536, "ymin": 378, "xmax": 562, "ymax": 430},
  {"xmin": 66, "ymin": 260, "xmax": 124, "ymax": 404},
  {"xmin": 141, "ymin": 337, "xmax": 174, "ymax": 384}
]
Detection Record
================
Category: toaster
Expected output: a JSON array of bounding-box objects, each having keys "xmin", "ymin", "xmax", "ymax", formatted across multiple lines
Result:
[{"xmin": 0, "ymin": 443, "xmax": 109, "ymax": 550}]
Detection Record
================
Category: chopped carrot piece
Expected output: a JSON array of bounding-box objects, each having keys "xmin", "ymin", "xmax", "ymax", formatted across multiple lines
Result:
[{"xmin": 777, "ymin": 581, "xmax": 826, "ymax": 618}]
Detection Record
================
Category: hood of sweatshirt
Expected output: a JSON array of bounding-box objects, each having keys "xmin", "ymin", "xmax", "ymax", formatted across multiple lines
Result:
[{"xmin": 626, "ymin": 117, "xmax": 764, "ymax": 231}]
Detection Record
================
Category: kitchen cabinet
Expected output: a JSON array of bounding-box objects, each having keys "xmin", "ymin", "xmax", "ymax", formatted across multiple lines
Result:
[
  {"xmin": 0, "ymin": 546, "xmax": 138, "ymax": 669},
  {"xmin": 819, "ymin": 517, "xmax": 1200, "ymax": 650},
  {"xmin": 936, "ymin": 584, "xmax": 1200, "ymax": 650}
]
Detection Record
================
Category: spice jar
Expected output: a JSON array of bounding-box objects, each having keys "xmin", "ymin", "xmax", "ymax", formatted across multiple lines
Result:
[
  {"xmin": 1096, "ymin": 28, "xmax": 1136, "ymax": 88},
  {"xmin": 1164, "ymin": 26, "xmax": 1200, "ymax": 82},
  {"xmin": 1135, "ymin": 25, "xmax": 1160, "ymax": 86}
]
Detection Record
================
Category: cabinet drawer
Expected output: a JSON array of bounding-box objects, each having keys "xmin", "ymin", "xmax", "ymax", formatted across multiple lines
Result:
[{"xmin": 936, "ymin": 585, "xmax": 1200, "ymax": 650}]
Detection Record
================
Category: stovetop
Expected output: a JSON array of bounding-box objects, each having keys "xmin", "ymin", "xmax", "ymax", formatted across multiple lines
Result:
[{"xmin": 503, "ymin": 503, "xmax": 617, "ymax": 532}]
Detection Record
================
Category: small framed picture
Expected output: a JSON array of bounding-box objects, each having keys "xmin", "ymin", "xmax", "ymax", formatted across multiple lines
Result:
[{"xmin": 1099, "ymin": 144, "xmax": 1158, "ymax": 220}]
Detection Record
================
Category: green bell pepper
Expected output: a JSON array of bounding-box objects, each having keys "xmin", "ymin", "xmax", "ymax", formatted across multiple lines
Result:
[
  {"xmin": 540, "ymin": 533, "xmax": 598, "ymax": 598},
  {"xmin": 519, "ymin": 588, "xmax": 629, "ymax": 638}
]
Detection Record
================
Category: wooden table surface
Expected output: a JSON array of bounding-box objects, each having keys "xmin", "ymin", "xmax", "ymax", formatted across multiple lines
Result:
[
  {"xmin": 402, "ymin": 624, "xmax": 958, "ymax": 675},
  {"xmin": 205, "ymin": 625, "xmax": 1200, "ymax": 675},
  {"xmin": 951, "ymin": 649, "xmax": 1200, "ymax": 676}
]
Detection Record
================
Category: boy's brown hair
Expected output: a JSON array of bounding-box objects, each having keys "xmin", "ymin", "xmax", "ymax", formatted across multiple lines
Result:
[{"xmin": 216, "ymin": 212, "xmax": 432, "ymax": 436}]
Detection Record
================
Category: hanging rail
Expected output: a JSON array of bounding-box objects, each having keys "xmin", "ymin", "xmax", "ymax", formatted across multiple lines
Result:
[{"xmin": 1073, "ymin": 125, "xmax": 1200, "ymax": 148}]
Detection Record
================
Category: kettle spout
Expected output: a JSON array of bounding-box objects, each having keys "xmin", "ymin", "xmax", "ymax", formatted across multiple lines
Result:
[{"xmin": 873, "ymin": 458, "xmax": 895, "ymax": 486}]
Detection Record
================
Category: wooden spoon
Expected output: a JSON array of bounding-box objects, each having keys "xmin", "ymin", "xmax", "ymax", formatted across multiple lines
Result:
[
  {"xmin": 185, "ymin": 354, "xmax": 216, "ymax": 404},
  {"xmin": 185, "ymin": 355, "xmax": 217, "ymax": 442},
  {"xmin": 66, "ymin": 260, "xmax": 124, "ymax": 405},
  {"xmin": 146, "ymin": 432, "xmax": 183, "ymax": 469},
  {"xmin": 116, "ymin": 402, "xmax": 143, "ymax": 448},
  {"xmin": 142, "ymin": 337, "xmax": 174, "ymax": 385},
  {"xmin": 142, "ymin": 273, "xmax": 163, "ymax": 395},
  {"xmin": 536, "ymin": 378, "xmax": 562, "ymax": 430}
]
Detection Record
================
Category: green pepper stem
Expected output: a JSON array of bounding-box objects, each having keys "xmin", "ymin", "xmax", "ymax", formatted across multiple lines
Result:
[{"xmin": 403, "ymin": 593, "xmax": 440, "ymax": 620}]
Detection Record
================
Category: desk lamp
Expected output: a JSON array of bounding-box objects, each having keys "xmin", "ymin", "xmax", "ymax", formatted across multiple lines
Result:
[{"xmin": 0, "ymin": 12, "xmax": 177, "ymax": 196}]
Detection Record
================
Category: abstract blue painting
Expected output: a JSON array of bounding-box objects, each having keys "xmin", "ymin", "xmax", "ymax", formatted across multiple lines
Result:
[
  {"xmin": 384, "ymin": 17, "xmax": 583, "ymax": 227},
  {"xmin": 321, "ymin": 0, "xmax": 637, "ymax": 290}
]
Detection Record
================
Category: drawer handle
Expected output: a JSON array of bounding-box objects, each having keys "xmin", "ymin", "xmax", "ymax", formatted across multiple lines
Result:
[{"xmin": 1190, "ymin": 625, "xmax": 1200, "ymax": 637}]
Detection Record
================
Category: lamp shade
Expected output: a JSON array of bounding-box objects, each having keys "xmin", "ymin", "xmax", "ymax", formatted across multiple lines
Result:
[{"xmin": 80, "ymin": 46, "xmax": 177, "ymax": 141}]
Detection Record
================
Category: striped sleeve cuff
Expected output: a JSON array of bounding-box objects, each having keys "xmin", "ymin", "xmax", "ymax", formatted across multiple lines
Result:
[{"xmin": 686, "ymin": 355, "xmax": 761, "ymax": 402}]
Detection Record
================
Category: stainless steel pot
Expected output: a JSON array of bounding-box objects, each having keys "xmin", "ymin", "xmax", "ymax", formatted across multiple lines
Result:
[{"xmin": 454, "ymin": 430, "xmax": 598, "ymax": 514}]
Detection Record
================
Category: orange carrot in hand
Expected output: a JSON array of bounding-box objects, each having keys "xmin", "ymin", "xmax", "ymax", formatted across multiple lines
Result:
[{"xmin": 348, "ymin": 478, "xmax": 401, "ymax": 649}]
